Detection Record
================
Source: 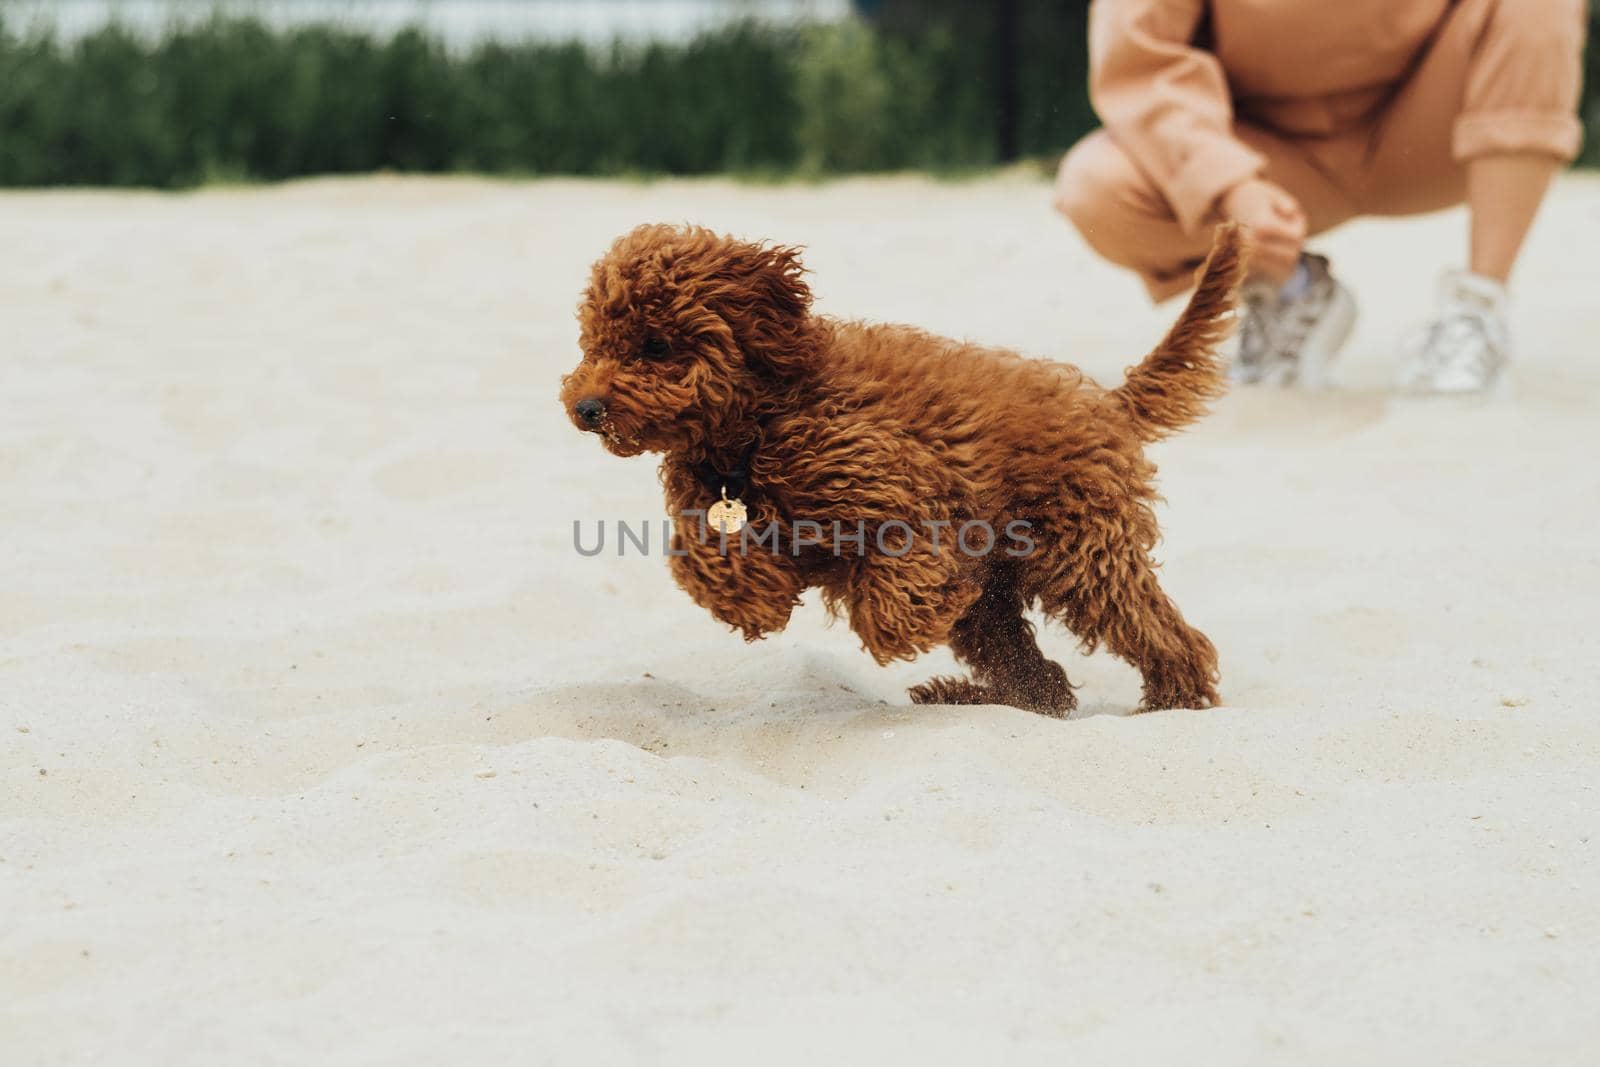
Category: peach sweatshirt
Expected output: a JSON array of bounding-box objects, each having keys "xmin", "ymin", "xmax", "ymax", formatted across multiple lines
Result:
[{"xmin": 1088, "ymin": 0, "xmax": 1587, "ymax": 233}]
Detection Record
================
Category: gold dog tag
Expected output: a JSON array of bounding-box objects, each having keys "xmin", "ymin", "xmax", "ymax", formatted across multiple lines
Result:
[{"xmin": 707, "ymin": 487, "xmax": 747, "ymax": 535}]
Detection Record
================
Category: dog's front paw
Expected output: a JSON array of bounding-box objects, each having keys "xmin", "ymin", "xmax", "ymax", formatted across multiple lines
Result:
[
  {"xmin": 910, "ymin": 674, "xmax": 1075, "ymax": 719},
  {"xmin": 1018, "ymin": 661, "xmax": 1077, "ymax": 718}
]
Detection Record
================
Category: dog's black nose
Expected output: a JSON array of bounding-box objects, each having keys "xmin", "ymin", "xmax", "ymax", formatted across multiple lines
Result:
[{"xmin": 574, "ymin": 398, "xmax": 605, "ymax": 427}]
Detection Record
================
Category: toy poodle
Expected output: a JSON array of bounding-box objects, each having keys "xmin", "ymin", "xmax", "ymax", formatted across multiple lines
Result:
[{"xmin": 560, "ymin": 221, "xmax": 1247, "ymax": 716}]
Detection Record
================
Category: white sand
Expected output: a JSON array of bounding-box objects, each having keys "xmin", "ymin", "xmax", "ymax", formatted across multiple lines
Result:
[{"xmin": 3, "ymin": 173, "xmax": 1598, "ymax": 1064}]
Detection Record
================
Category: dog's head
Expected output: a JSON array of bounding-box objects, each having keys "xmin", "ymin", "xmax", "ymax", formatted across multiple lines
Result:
[{"xmin": 560, "ymin": 224, "xmax": 816, "ymax": 457}]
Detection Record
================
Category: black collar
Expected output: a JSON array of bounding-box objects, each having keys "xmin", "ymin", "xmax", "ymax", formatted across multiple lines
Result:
[{"xmin": 694, "ymin": 440, "xmax": 759, "ymax": 499}]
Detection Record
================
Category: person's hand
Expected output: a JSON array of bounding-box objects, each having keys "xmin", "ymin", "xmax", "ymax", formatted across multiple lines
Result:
[{"xmin": 1220, "ymin": 178, "xmax": 1306, "ymax": 283}]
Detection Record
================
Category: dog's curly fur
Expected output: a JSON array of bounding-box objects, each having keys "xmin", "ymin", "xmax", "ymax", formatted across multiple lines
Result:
[{"xmin": 560, "ymin": 222, "xmax": 1248, "ymax": 716}]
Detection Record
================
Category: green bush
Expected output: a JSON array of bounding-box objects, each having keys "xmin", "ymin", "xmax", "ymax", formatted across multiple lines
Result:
[
  {"xmin": 0, "ymin": 7, "xmax": 1596, "ymax": 187},
  {"xmin": 0, "ymin": 11, "xmax": 1068, "ymax": 186},
  {"xmin": 794, "ymin": 21, "xmax": 897, "ymax": 173},
  {"xmin": 0, "ymin": 15, "xmax": 814, "ymax": 185},
  {"xmin": 793, "ymin": 21, "xmax": 996, "ymax": 173}
]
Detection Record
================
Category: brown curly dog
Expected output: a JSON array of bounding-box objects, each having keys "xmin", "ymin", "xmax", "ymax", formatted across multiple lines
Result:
[{"xmin": 560, "ymin": 221, "xmax": 1247, "ymax": 716}]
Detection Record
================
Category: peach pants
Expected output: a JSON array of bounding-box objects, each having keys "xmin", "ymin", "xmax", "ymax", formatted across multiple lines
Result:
[{"xmin": 1054, "ymin": 0, "xmax": 1588, "ymax": 300}]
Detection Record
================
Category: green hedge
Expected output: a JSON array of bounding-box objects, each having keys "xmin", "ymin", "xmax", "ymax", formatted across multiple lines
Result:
[
  {"xmin": 0, "ymin": 8, "xmax": 1595, "ymax": 187},
  {"xmin": 0, "ymin": 10, "xmax": 1093, "ymax": 186}
]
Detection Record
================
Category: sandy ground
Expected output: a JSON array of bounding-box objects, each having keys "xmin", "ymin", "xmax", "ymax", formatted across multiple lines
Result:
[{"xmin": 2, "ymin": 172, "xmax": 1598, "ymax": 1064}]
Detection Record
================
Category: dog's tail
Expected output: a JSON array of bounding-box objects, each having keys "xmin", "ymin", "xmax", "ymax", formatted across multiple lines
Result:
[{"xmin": 1110, "ymin": 222, "xmax": 1250, "ymax": 442}]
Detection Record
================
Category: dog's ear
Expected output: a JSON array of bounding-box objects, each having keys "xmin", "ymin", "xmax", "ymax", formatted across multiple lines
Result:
[{"xmin": 714, "ymin": 240, "xmax": 817, "ymax": 380}]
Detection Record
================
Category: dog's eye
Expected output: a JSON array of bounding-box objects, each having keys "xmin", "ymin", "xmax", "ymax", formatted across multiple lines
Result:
[{"xmin": 641, "ymin": 336, "xmax": 671, "ymax": 360}]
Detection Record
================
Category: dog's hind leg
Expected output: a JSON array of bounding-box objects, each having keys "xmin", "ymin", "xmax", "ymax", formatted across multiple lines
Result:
[
  {"xmin": 1044, "ymin": 525, "xmax": 1219, "ymax": 712},
  {"xmin": 909, "ymin": 578, "xmax": 1076, "ymax": 718}
]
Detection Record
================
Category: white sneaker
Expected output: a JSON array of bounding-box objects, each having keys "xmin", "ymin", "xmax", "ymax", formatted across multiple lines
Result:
[
  {"xmin": 1231, "ymin": 253, "xmax": 1356, "ymax": 390},
  {"xmin": 1396, "ymin": 271, "xmax": 1510, "ymax": 398}
]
